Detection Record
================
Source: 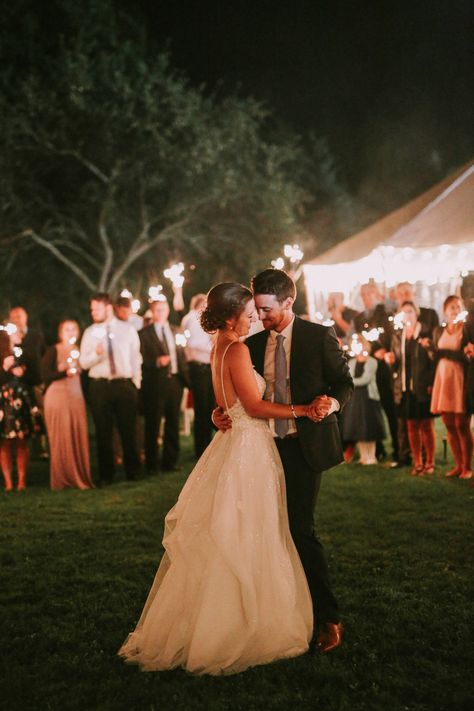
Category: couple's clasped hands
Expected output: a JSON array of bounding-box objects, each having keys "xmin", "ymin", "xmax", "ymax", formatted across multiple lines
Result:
[
  {"xmin": 306, "ymin": 394, "xmax": 333, "ymax": 422},
  {"xmin": 213, "ymin": 394, "xmax": 333, "ymax": 430}
]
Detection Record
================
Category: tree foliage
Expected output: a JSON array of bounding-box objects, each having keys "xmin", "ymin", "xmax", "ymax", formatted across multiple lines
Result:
[{"xmin": 0, "ymin": 0, "xmax": 310, "ymax": 297}]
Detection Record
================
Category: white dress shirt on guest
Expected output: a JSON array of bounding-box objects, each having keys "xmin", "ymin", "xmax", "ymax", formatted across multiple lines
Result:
[
  {"xmin": 79, "ymin": 317, "xmax": 142, "ymax": 389},
  {"xmin": 181, "ymin": 310, "xmax": 212, "ymax": 364},
  {"xmin": 263, "ymin": 316, "xmax": 339, "ymax": 437},
  {"xmin": 153, "ymin": 322, "xmax": 179, "ymax": 374}
]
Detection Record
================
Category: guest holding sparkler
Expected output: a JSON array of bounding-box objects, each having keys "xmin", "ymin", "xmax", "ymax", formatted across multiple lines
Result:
[
  {"xmin": 41, "ymin": 320, "xmax": 93, "ymax": 490},
  {"xmin": 0, "ymin": 326, "xmax": 40, "ymax": 491},
  {"xmin": 431, "ymin": 295, "xmax": 472, "ymax": 479},
  {"xmin": 351, "ymin": 282, "xmax": 399, "ymax": 464},
  {"xmin": 385, "ymin": 302, "xmax": 436, "ymax": 476},
  {"xmin": 339, "ymin": 334, "xmax": 385, "ymax": 465}
]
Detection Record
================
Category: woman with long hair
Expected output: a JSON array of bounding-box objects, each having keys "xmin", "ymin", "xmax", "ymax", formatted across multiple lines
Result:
[
  {"xmin": 387, "ymin": 301, "xmax": 436, "ymax": 475},
  {"xmin": 0, "ymin": 327, "xmax": 38, "ymax": 491},
  {"xmin": 431, "ymin": 295, "xmax": 472, "ymax": 479},
  {"xmin": 42, "ymin": 320, "xmax": 93, "ymax": 490}
]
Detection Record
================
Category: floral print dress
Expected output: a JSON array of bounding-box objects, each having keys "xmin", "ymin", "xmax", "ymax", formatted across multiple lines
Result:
[{"xmin": 0, "ymin": 376, "xmax": 36, "ymax": 439}]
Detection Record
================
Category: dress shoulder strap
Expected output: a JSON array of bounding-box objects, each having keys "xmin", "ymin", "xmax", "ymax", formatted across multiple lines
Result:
[{"xmin": 220, "ymin": 340, "xmax": 237, "ymax": 412}]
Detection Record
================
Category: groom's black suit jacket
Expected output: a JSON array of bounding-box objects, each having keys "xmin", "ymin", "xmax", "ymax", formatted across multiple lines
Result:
[{"xmin": 246, "ymin": 316, "xmax": 353, "ymax": 473}]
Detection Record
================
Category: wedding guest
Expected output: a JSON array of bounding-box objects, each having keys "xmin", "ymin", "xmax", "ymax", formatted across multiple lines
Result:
[
  {"xmin": 431, "ymin": 295, "xmax": 472, "ymax": 479},
  {"xmin": 0, "ymin": 328, "xmax": 39, "ymax": 491},
  {"xmin": 139, "ymin": 297, "xmax": 190, "ymax": 474},
  {"xmin": 8, "ymin": 305, "xmax": 46, "ymax": 391},
  {"xmin": 181, "ymin": 293, "xmax": 215, "ymax": 457},
  {"xmin": 339, "ymin": 335, "xmax": 385, "ymax": 465},
  {"xmin": 42, "ymin": 320, "xmax": 93, "ymax": 490},
  {"xmin": 327, "ymin": 292, "xmax": 357, "ymax": 339},
  {"xmin": 394, "ymin": 282, "xmax": 439, "ymax": 337},
  {"xmin": 351, "ymin": 282, "xmax": 399, "ymax": 464},
  {"xmin": 9, "ymin": 305, "xmax": 48, "ymax": 460},
  {"xmin": 115, "ymin": 296, "xmax": 144, "ymax": 331},
  {"xmin": 80, "ymin": 293, "xmax": 142, "ymax": 485},
  {"xmin": 385, "ymin": 302, "xmax": 436, "ymax": 475}
]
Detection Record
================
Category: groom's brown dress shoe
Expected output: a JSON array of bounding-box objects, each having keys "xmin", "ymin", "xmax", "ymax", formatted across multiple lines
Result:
[{"xmin": 315, "ymin": 622, "xmax": 343, "ymax": 654}]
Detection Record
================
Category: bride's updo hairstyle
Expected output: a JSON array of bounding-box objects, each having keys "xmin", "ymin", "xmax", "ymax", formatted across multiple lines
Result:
[{"xmin": 201, "ymin": 282, "xmax": 253, "ymax": 333}]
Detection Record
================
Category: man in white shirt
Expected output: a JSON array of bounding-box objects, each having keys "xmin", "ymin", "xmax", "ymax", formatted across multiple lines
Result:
[
  {"xmin": 80, "ymin": 293, "xmax": 142, "ymax": 484},
  {"xmin": 181, "ymin": 294, "xmax": 214, "ymax": 457}
]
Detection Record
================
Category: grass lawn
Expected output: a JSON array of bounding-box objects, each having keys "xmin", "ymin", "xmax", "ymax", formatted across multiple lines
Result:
[{"xmin": 0, "ymin": 428, "xmax": 472, "ymax": 711}]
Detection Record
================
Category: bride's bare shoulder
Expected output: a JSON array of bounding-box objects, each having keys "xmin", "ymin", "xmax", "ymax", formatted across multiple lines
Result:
[{"xmin": 225, "ymin": 341, "xmax": 250, "ymax": 360}]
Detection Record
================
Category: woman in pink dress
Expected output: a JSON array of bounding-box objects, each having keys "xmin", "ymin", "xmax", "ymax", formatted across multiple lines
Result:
[
  {"xmin": 431, "ymin": 296, "xmax": 472, "ymax": 479},
  {"xmin": 42, "ymin": 320, "xmax": 93, "ymax": 490}
]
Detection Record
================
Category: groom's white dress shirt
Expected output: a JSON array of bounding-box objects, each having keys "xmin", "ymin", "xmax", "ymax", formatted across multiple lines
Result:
[{"xmin": 263, "ymin": 315, "xmax": 339, "ymax": 437}]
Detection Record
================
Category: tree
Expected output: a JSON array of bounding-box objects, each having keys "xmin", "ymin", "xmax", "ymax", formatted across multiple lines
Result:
[{"xmin": 0, "ymin": 0, "xmax": 309, "ymax": 297}]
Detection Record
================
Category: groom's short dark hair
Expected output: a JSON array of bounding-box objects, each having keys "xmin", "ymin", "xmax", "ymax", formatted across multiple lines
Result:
[{"xmin": 251, "ymin": 269, "xmax": 296, "ymax": 302}]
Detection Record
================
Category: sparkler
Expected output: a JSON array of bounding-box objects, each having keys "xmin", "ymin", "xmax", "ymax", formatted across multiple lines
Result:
[
  {"xmin": 453, "ymin": 310, "xmax": 468, "ymax": 324},
  {"xmin": 164, "ymin": 263, "xmax": 185, "ymax": 289},
  {"xmin": 361, "ymin": 327, "xmax": 384, "ymax": 342},
  {"xmin": 393, "ymin": 311, "xmax": 405, "ymax": 330},
  {"xmin": 271, "ymin": 245, "xmax": 305, "ymax": 276},
  {"xmin": 148, "ymin": 285, "xmax": 166, "ymax": 302},
  {"xmin": 175, "ymin": 333, "xmax": 188, "ymax": 347},
  {"xmin": 284, "ymin": 244, "xmax": 304, "ymax": 264},
  {"xmin": 0, "ymin": 323, "xmax": 18, "ymax": 336},
  {"xmin": 347, "ymin": 335, "xmax": 368, "ymax": 358}
]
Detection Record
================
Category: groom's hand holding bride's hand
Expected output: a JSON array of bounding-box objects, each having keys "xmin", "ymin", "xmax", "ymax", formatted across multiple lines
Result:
[
  {"xmin": 212, "ymin": 406, "xmax": 232, "ymax": 432},
  {"xmin": 307, "ymin": 395, "xmax": 332, "ymax": 422}
]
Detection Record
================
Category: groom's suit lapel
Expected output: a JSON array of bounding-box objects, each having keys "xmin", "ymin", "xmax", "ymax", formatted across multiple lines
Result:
[
  {"xmin": 248, "ymin": 330, "xmax": 269, "ymax": 376},
  {"xmin": 289, "ymin": 316, "xmax": 305, "ymax": 387}
]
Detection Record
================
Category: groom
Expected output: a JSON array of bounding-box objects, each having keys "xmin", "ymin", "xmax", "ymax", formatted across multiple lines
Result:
[{"xmin": 215, "ymin": 269, "xmax": 353, "ymax": 653}]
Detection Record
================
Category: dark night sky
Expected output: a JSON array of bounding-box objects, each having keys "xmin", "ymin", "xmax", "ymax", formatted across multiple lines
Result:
[{"xmin": 131, "ymin": 0, "xmax": 473, "ymax": 191}]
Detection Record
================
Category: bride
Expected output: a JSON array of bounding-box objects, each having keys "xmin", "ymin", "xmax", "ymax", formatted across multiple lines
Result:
[{"xmin": 119, "ymin": 283, "xmax": 313, "ymax": 675}]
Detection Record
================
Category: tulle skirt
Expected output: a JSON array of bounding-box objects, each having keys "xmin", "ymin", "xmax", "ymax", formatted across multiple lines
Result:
[{"xmin": 119, "ymin": 413, "xmax": 312, "ymax": 675}]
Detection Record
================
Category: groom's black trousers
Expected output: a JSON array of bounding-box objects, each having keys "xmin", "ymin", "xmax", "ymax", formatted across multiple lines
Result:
[{"xmin": 275, "ymin": 437, "xmax": 339, "ymax": 627}]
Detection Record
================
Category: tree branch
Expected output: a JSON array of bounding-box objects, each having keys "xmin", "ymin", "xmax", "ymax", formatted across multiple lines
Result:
[
  {"xmin": 25, "ymin": 229, "xmax": 97, "ymax": 291},
  {"xmin": 107, "ymin": 217, "xmax": 191, "ymax": 293}
]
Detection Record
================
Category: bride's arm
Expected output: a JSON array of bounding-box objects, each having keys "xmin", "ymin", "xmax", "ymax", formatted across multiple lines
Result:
[{"xmin": 227, "ymin": 342, "xmax": 308, "ymax": 419}]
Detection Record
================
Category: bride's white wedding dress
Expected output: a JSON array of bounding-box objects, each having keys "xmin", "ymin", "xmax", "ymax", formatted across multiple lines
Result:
[{"xmin": 119, "ymin": 351, "xmax": 312, "ymax": 675}]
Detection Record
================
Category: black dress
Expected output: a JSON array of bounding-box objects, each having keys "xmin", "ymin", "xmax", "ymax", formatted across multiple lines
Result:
[
  {"xmin": 340, "ymin": 360, "xmax": 386, "ymax": 442},
  {"xmin": 397, "ymin": 339, "xmax": 434, "ymax": 420}
]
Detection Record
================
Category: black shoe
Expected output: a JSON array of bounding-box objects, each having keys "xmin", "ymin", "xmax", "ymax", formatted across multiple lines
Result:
[
  {"xmin": 162, "ymin": 464, "xmax": 180, "ymax": 472},
  {"xmin": 146, "ymin": 468, "xmax": 160, "ymax": 476}
]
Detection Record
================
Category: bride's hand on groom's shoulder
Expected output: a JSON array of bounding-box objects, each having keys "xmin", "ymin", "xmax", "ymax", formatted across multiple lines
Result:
[{"xmin": 212, "ymin": 406, "xmax": 232, "ymax": 432}]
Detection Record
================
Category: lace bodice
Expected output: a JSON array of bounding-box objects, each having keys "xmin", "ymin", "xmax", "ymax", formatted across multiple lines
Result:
[{"xmin": 225, "ymin": 369, "xmax": 268, "ymax": 429}]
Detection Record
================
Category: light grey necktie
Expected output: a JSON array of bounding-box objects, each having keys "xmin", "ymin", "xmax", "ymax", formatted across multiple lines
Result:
[{"xmin": 274, "ymin": 334, "xmax": 289, "ymax": 438}]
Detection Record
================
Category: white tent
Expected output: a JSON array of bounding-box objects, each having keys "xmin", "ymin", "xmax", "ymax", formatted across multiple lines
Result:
[{"xmin": 303, "ymin": 161, "xmax": 474, "ymax": 320}]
